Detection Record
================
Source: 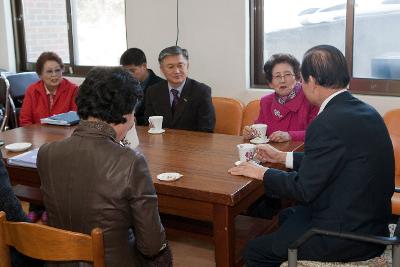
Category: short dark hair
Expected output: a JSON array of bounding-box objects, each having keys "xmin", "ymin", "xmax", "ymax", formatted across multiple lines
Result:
[
  {"xmin": 35, "ymin": 52, "xmax": 64, "ymax": 75},
  {"xmin": 120, "ymin": 48, "xmax": 147, "ymax": 66},
  {"xmin": 158, "ymin": 46, "xmax": 189, "ymax": 63},
  {"xmin": 263, "ymin": 53, "xmax": 301, "ymax": 83},
  {"xmin": 76, "ymin": 67, "xmax": 142, "ymax": 124},
  {"xmin": 301, "ymin": 45, "xmax": 350, "ymax": 89}
]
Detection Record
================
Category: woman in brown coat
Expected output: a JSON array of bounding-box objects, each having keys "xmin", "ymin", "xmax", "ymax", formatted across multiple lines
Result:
[{"xmin": 37, "ymin": 67, "xmax": 171, "ymax": 266}]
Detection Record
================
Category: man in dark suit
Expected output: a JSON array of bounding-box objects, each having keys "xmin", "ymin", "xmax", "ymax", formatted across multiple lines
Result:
[
  {"xmin": 145, "ymin": 46, "xmax": 215, "ymax": 132},
  {"xmin": 120, "ymin": 48, "xmax": 163, "ymax": 125},
  {"xmin": 229, "ymin": 45, "xmax": 394, "ymax": 266}
]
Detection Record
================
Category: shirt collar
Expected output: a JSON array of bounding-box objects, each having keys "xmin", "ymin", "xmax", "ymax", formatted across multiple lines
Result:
[
  {"xmin": 168, "ymin": 79, "xmax": 186, "ymax": 94},
  {"xmin": 318, "ymin": 89, "xmax": 347, "ymax": 115},
  {"xmin": 44, "ymin": 84, "xmax": 57, "ymax": 96}
]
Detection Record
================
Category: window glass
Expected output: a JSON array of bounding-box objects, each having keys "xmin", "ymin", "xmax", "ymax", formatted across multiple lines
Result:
[
  {"xmin": 353, "ymin": 0, "xmax": 400, "ymax": 79},
  {"xmin": 263, "ymin": 0, "xmax": 346, "ymax": 67},
  {"xmin": 22, "ymin": 0, "xmax": 70, "ymax": 63},
  {"xmin": 70, "ymin": 0, "xmax": 127, "ymax": 66}
]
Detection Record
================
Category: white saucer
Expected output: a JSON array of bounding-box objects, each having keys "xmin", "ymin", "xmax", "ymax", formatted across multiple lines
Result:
[
  {"xmin": 5, "ymin": 142, "xmax": 32, "ymax": 152},
  {"xmin": 250, "ymin": 137, "xmax": 269, "ymax": 144},
  {"xmin": 157, "ymin": 172, "xmax": 183, "ymax": 181},
  {"xmin": 148, "ymin": 128, "xmax": 165, "ymax": 134}
]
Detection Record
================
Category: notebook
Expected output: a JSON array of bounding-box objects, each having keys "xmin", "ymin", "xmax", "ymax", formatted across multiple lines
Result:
[
  {"xmin": 40, "ymin": 111, "xmax": 80, "ymax": 126},
  {"xmin": 8, "ymin": 148, "xmax": 39, "ymax": 168}
]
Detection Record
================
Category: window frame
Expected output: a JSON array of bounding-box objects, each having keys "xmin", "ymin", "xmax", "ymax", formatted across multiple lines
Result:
[
  {"xmin": 10, "ymin": 0, "xmax": 127, "ymax": 77},
  {"xmin": 251, "ymin": 0, "xmax": 400, "ymax": 97}
]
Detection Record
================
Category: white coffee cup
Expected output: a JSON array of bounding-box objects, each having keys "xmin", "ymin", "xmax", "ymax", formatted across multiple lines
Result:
[
  {"xmin": 237, "ymin": 143, "xmax": 256, "ymax": 162},
  {"xmin": 149, "ymin": 116, "xmax": 163, "ymax": 130},
  {"xmin": 251, "ymin": 124, "xmax": 268, "ymax": 139}
]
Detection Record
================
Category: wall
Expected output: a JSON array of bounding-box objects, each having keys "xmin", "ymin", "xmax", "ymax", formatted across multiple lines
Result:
[{"xmin": 0, "ymin": 0, "xmax": 399, "ymax": 114}]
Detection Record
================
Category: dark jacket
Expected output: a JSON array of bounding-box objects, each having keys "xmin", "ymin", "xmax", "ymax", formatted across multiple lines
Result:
[
  {"xmin": 135, "ymin": 69, "xmax": 163, "ymax": 126},
  {"xmin": 264, "ymin": 91, "xmax": 394, "ymax": 261},
  {"xmin": 37, "ymin": 121, "xmax": 167, "ymax": 267},
  {"xmin": 145, "ymin": 78, "xmax": 215, "ymax": 132},
  {"xmin": 0, "ymin": 153, "xmax": 43, "ymax": 267}
]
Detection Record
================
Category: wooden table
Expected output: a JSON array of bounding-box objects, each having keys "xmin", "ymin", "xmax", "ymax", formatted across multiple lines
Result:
[{"xmin": 0, "ymin": 124, "xmax": 303, "ymax": 267}]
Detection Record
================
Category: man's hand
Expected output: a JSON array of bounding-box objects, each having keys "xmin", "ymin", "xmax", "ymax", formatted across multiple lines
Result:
[
  {"xmin": 228, "ymin": 162, "xmax": 268, "ymax": 180},
  {"xmin": 269, "ymin": 131, "xmax": 291, "ymax": 143},
  {"xmin": 254, "ymin": 144, "xmax": 286, "ymax": 164}
]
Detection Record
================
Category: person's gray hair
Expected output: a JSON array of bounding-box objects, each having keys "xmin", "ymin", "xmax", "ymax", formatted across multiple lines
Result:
[{"xmin": 158, "ymin": 46, "xmax": 189, "ymax": 63}]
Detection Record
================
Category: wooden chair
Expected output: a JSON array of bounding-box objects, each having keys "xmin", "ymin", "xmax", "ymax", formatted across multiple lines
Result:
[
  {"xmin": 384, "ymin": 108, "xmax": 400, "ymax": 215},
  {"xmin": 241, "ymin": 100, "xmax": 261, "ymax": 132},
  {"xmin": 0, "ymin": 211, "xmax": 105, "ymax": 267},
  {"xmin": 212, "ymin": 97, "xmax": 243, "ymax": 135}
]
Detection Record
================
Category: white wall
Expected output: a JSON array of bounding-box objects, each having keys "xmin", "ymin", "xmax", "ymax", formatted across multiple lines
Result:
[{"xmin": 0, "ymin": 0, "xmax": 399, "ymax": 114}]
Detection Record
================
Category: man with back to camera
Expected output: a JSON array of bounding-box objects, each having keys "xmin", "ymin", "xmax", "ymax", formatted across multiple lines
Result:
[
  {"xmin": 229, "ymin": 45, "xmax": 394, "ymax": 266},
  {"xmin": 145, "ymin": 46, "xmax": 215, "ymax": 132},
  {"xmin": 120, "ymin": 48, "xmax": 163, "ymax": 125}
]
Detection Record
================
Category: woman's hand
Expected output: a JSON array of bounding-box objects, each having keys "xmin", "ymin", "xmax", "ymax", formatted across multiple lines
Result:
[
  {"xmin": 228, "ymin": 162, "xmax": 267, "ymax": 180},
  {"xmin": 242, "ymin": 126, "xmax": 254, "ymax": 139},
  {"xmin": 254, "ymin": 144, "xmax": 286, "ymax": 164},
  {"xmin": 269, "ymin": 131, "xmax": 291, "ymax": 143}
]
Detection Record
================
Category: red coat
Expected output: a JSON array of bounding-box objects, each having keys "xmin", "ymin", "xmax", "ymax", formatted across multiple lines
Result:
[{"xmin": 19, "ymin": 78, "xmax": 78, "ymax": 126}]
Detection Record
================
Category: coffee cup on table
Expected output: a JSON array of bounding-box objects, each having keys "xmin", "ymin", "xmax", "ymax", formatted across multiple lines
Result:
[
  {"xmin": 251, "ymin": 124, "xmax": 268, "ymax": 140},
  {"xmin": 237, "ymin": 143, "xmax": 256, "ymax": 163},
  {"xmin": 148, "ymin": 116, "xmax": 163, "ymax": 131}
]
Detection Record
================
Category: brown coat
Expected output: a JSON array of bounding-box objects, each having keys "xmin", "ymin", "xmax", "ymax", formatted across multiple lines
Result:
[{"xmin": 37, "ymin": 121, "xmax": 166, "ymax": 267}]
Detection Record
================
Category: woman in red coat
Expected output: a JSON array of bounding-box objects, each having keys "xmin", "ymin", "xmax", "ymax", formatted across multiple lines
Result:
[{"xmin": 19, "ymin": 52, "xmax": 78, "ymax": 126}]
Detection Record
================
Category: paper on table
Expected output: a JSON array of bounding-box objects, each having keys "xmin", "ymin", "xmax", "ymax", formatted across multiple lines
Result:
[
  {"xmin": 8, "ymin": 148, "xmax": 39, "ymax": 168},
  {"xmin": 122, "ymin": 127, "xmax": 139, "ymax": 149}
]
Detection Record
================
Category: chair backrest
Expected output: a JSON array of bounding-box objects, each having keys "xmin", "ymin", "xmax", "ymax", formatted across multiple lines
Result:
[
  {"xmin": 3, "ymin": 72, "xmax": 39, "ymax": 128},
  {"xmin": 384, "ymin": 109, "xmax": 400, "ymax": 181},
  {"xmin": 241, "ymin": 100, "xmax": 261, "ymax": 132},
  {"xmin": 0, "ymin": 211, "xmax": 105, "ymax": 267},
  {"xmin": 212, "ymin": 97, "xmax": 243, "ymax": 135},
  {"xmin": 4, "ymin": 72, "xmax": 39, "ymax": 101},
  {"xmin": 0, "ymin": 75, "xmax": 10, "ymax": 131},
  {"xmin": 384, "ymin": 109, "xmax": 400, "ymax": 215}
]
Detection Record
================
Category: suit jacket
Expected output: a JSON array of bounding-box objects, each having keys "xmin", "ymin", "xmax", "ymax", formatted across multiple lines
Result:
[
  {"xmin": 135, "ymin": 69, "xmax": 163, "ymax": 126},
  {"xmin": 264, "ymin": 91, "xmax": 394, "ymax": 259},
  {"xmin": 37, "ymin": 121, "xmax": 166, "ymax": 267},
  {"xmin": 145, "ymin": 78, "xmax": 215, "ymax": 132}
]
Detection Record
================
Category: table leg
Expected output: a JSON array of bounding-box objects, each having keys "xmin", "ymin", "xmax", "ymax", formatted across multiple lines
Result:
[{"xmin": 213, "ymin": 204, "xmax": 234, "ymax": 267}]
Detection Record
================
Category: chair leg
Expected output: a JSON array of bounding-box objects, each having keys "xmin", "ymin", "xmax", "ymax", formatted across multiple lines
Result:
[
  {"xmin": 288, "ymin": 248, "xmax": 297, "ymax": 267},
  {"xmin": 393, "ymin": 244, "xmax": 400, "ymax": 267}
]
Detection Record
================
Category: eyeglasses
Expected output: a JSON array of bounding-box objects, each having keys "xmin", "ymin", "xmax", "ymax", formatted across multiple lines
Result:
[
  {"xmin": 272, "ymin": 73, "xmax": 295, "ymax": 82},
  {"xmin": 43, "ymin": 68, "xmax": 63, "ymax": 76}
]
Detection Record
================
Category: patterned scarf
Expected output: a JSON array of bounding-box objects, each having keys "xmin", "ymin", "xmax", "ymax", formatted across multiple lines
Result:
[{"xmin": 276, "ymin": 83, "xmax": 300, "ymax": 105}]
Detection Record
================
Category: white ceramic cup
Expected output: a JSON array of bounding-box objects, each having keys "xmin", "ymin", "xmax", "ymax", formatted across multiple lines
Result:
[
  {"xmin": 237, "ymin": 143, "xmax": 256, "ymax": 162},
  {"xmin": 251, "ymin": 124, "xmax": 268, "ymax": 139},
  {"xmin": 149, "ymin": 116, "xmax": 163, "ymax": 130}
]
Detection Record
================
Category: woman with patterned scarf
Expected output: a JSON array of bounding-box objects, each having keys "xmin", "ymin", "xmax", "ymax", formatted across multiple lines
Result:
[{"xmin": 243, "ymin": 53, "xmax": 318, "ymax": 142}]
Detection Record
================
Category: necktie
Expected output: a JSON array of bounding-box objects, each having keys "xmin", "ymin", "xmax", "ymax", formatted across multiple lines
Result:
[{"xmin": 171, "ymin": 89, "xmax": 180, "ymax": 115}]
